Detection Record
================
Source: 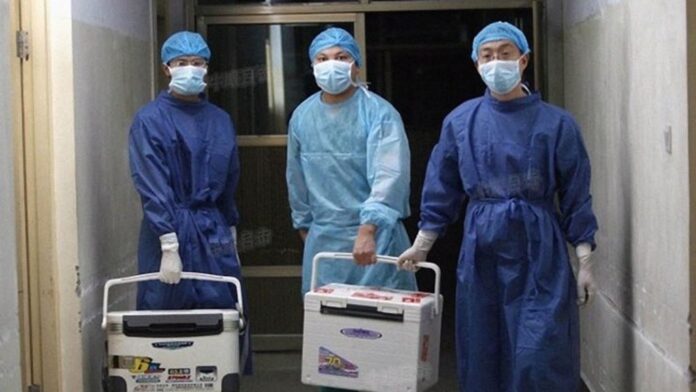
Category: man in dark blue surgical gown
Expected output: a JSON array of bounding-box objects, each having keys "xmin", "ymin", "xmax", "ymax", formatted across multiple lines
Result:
[
  {"xmin": 398, "ymin": 22, "xmax": 598, "ymax": 391},
  {"xmin": 128, "ymin": 31, "xmax": 251, "ymax": 374}
]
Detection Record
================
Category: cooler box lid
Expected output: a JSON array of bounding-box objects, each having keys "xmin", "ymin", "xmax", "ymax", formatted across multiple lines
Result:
[
  {"xmin": 305, "ymin": 283, "xmax": 438, "ymax": 322},
  {"xmin": 107, "ymin": 309, "xmax": 239, "ymax": 337}
]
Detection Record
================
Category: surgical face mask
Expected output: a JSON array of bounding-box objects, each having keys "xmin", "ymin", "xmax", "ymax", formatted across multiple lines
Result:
[
  {"xmin": 478, "ymin": 59, "xmax": 521, "ymax": 95},
  {"xmin": 313, "ymin": 60, "xmax": 354, "ymax": 95},
  {"xmin": 168, "ymin": 65, "xmax": 207, "ymax": 95}
]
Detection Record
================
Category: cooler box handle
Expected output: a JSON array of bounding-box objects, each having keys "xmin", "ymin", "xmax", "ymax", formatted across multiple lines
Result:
[
  {"xmin": 101, "ymin": 272, "xmax": 244, "ymax": 330},
  {"xmin": 310, "ymin": 252, "xmax": 442, "ymax": 315}
]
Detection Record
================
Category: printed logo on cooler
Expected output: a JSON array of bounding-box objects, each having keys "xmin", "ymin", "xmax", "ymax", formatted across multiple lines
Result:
[
  {"xmin": 167, "ymin": 368, "xmax": 191, "ymax": 382},
  {"xmin": 152, "ymin": 341, "xmax": 194, "ymax": 350},
  {"xmin": 318, "ymin": 346, "xmax": 359, "ymax": 378},
  {"xmin": 196, "ymin": 366, "xmax": 218, "ymax": 382},
  {"xmin": 110, "ymin": 355, "xmax": 165, "ymax": 374},
  {"xmin": 340, "ymin": 328, "xmax": 383, "ymax": 340},
  {"xmin": 133, "ymin": 374, "xmax": 162, "ymax": 384}
]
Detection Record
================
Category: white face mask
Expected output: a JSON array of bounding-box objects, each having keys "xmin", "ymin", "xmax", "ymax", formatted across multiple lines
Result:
[
  {"xmin": 168, "ymin": 65, "xmax": 207, "ymax": 95},
  {"xmin": 478, "ymin": 59, "xmax": 521, "ymax": 95},
  {"xmin": 312, "ymin": 60, "xmax": 354, "ymax": 95}
]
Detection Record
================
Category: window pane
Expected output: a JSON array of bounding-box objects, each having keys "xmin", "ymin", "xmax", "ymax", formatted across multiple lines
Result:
[{"xmin": 206, "ymin": 22, "xmax": 353, "ymax": 135}]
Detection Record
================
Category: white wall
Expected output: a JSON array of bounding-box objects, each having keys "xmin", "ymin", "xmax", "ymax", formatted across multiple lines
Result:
[
  {"xmin": 0, "ymin": 0, "xmax": 22, "ymax": 391},
  {"xmin": 71, "ymin": 0, "xmax": 154, "ymax": 390},
  {"xmin": 562, "ymin": 0, "xmax": 691, "ymax": 390}
]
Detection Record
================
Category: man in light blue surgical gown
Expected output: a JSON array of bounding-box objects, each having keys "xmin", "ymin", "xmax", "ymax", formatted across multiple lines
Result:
[{"xmin": 286, "ymin": 27, "xmax": 417, "ymax": 296}]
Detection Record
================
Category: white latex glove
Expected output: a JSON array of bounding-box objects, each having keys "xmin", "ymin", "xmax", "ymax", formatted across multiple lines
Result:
[
  {"xmin": 575, "ymin": 243, "xmax": 594, "ymax": 306},
  {"xmin": 397, "ymin": 230, "xmax": 438, "ymax": 271},
  {"xmin": 159, "ymin": 232, "xmax": 183, "ymax": 284}
]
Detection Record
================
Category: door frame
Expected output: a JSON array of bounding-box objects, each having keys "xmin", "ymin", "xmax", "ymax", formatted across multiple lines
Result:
[
  {"xmin": 687, "ymin": 2, "xmax": 696, "ymax": 390},
  {"xmin": 13, "ymin": 0, "xmax": 83, "ymax": 391},
  {"xmin": 197, "ymin": 0, "xmax": 535, "ymax": 15},
  {"xmin": 10, "ymin": 0, "xmax": 34, "ymax": 387}
]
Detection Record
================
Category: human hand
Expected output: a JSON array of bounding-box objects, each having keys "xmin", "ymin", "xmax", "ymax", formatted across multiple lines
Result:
[
  {"xmin": 576, "ymin": 243, "xmax": 594, "ymax": 306},
  {"xmin": 397, "ymin": 230, "xmax": 438, "ymax": 271},
  {"xmin": 397, "ymin": 247, "xmax": 427, "ymax": 272},
  {"xmin": 159, "ymin": 232, "xmax": 183, "ymax": 284},
  {"xmin": 353, "ymin": 224, "xmax": 377, "ymax": 265}
]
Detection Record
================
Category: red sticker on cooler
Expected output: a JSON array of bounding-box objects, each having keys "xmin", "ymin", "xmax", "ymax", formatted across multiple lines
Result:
[
  {"xmin": 351, "ymin": 291, "xmax": 393, "ymax": 301},
  {"xmin": 420, "ymin": 335, "xmax": 430, "ymax": 362}
]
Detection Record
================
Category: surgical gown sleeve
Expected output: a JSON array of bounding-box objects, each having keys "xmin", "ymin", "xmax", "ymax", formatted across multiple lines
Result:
[
  {"xmin": 217, "ymin": 117, "xmax": 240, "ymax": 227},
  {"xmin": 129, "ymin": 116, "xmax": 178, "ymax": 235},
  {"xmin": 286, "ymin": 116, "xmax": 312, "ymax": 229},
  {"xmin": 419, "ymin": 120, "xmax": 467, "ymax": 235},
  {"xmin": 555, "ymin": 116, "xmax": 598, "ymax": 249},
  {"xmin": 360, "ymin": 113, "xmax": 411, "ymax": 228}
]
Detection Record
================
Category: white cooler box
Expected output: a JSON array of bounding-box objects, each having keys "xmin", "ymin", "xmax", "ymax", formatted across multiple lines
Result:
[
  {"xmin": 302, "ymin": 252, "xmax": 443, "ymax": 392},
  {"xmin": 101, "ymin": 272, "xmax": 245, "ymax": 392}
]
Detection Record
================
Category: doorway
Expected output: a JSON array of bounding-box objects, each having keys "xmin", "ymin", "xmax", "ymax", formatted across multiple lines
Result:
[{"xmin": 195, "ymin": 1, "xmax": 536, "ymax": 352}]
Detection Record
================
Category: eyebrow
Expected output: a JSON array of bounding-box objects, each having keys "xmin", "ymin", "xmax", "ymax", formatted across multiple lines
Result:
[
  {"xmin": 318, "ymin": 50, "xmax": 350, "ymax": 57},
  {"xmin": 480, "ymin": 42, "xmax": 516, "ymax": 51}
]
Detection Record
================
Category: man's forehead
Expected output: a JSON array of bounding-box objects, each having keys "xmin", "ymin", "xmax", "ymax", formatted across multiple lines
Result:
[
  {"xmin": 478, "ymin": 40, "xmax": 518, "ymax": 51},
  {"xmin": 316, "ymin": 46, "xmax": 351, "ymax": 57},
  {"xmin": 172, "ymin": 55, "xmax": 205, "ymax": 61}
]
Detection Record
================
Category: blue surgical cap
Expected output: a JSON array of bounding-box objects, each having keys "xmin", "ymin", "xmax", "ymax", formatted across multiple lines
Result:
[
  {"xmin": 161, "ymin": 31, "xmax": 211, "ymax": 64},
  {"xmin": 308, "ymin": 27, "xmax": 362, "ymax": 67},
  {"xmin": 470, "ymin": 21, "xmax": 530, "ymax": 61}
]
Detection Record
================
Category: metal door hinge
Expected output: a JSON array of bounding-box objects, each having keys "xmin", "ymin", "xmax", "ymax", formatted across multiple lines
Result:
[
  {"xmin": 16, "ymin": 30, "xmax": 30, "ymax": 61},
  {"xmin": 28, "ymin": 384, "xmax": 41, "ymax": 392}
]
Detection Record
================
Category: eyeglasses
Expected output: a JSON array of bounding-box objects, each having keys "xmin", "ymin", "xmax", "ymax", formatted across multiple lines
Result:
[{"xmin": 168, "ymin": 58, "xmax": 207, "ymax": 68}]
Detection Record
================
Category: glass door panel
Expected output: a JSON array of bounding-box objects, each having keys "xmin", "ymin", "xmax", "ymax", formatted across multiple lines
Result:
[{"xmin": 204, "ymin": 17, "xmax": 357, "ymax": 136}]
